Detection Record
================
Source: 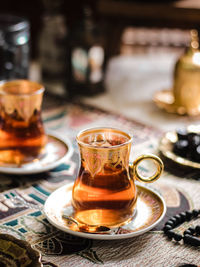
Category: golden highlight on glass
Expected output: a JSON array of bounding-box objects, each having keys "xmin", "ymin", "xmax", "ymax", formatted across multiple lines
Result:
[
  {"xmin": 72, "ymin": 127, "xmax": 164, "ymax": 229},
  {"xmin": 0, "ymin": 80, "xmax": 46, "ymax": 165}
]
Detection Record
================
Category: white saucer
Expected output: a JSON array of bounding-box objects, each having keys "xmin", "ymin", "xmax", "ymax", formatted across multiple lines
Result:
[
  {"xmin": 44, "ymin": 183, "xmax": 166, "ymax": 240},
  {"xmin": 0, "ymin": 131, "xmax": 73, "ymax": 175}
]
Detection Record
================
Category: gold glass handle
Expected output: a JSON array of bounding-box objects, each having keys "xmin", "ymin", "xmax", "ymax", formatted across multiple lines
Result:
[{"xmin": 133, "ymin": 154, "xmax": 164, "ymax": 183}]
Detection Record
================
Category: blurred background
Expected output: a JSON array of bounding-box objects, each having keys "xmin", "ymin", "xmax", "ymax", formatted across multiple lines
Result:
[{"xmin": 0, "ymin": 0, "xmax": 200, "ymax": 130}]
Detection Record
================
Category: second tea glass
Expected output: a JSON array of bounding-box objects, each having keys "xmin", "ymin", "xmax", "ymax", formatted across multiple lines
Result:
[{"xmin": 0, "ymin": 80, "xmax": 46, "ymax": 165}]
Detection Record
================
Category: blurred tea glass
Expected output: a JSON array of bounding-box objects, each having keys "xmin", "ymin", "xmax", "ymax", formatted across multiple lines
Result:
[
  {"xmin": 0, "ymin": 14, "xmax": 30, "ymax": 81},
  {"xmin": 72, "ymin": 127, "xmax": 163, "ymax": 229},
  {"xmin": 0, "ymin": 80, "xmax": 47, "ymax": 165}
]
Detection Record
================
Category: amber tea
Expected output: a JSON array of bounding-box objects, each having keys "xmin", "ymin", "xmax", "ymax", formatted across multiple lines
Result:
[
  {"xmin": 0, "ymin": 80, "xmax": 46, "ymax": 164},
  {"xmin": 72, "ymin": 128, "xmax": 164, "ymax": 229},
  {"xmin": 72, "ymin": 167, "xmax": 137, "ymax": 227}
]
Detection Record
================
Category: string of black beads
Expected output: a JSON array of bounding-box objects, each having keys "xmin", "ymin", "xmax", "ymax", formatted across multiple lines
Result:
[{"xmin": 163, "ymin": 209, "xmax": 200, "ymax": 246}]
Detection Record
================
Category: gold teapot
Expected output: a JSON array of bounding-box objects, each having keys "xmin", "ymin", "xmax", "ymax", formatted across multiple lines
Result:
[{"xmin": 173, "ymin": 29, "xmax": 200, "ymax": 115}]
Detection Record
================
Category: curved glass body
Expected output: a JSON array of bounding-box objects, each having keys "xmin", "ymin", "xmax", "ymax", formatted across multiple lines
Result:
[{"xmin": 72, "ymin": 128, "xmax": 137, "ymax": 228}]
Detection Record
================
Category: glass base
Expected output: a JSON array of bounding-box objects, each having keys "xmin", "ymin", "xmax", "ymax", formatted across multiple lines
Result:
[{"xmin": 73, "ymin": 207, "xmax": 137, "ymax": 229}]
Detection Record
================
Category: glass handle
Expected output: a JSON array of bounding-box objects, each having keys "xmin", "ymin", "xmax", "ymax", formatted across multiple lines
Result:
[{"xmin": 132, "ymin": 154, "xmax": 164, "ymax": 183}]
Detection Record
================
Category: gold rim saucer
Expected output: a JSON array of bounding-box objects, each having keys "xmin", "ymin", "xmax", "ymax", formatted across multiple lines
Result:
[
  {"xmin": 44, "ymin": 182, "xmax": 166, "ymax": 240},
  {"xmin": 159, "ymin": 128, "xmax": 200, "ymax": 169},
  {"xmin": 153, "ymin": 89, "xmax": 200, "ymax": 116}
]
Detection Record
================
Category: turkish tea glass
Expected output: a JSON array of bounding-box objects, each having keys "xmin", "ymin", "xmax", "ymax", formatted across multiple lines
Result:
[
  {"xmin": 72, "ymin": 127, "xmax": 164, "ymax": 229},
  {"xmin": 0, "ymin": 80, "xmax": 47, "ymax": 165}
]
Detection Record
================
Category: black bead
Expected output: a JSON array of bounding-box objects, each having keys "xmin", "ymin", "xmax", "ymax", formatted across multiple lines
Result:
[
  {"xmin": 188, "ymin": 227, "xmax": 195, "ymax": 234},
  {"xmin": 169, "ymin": 217, "xmax": 177, "ymax": 224},
  {"xmin": 179, "ymin": 212, "xmax": 187, "ymax": 221},
  {"xmin": 168, "ymin": 217, "xmax": 178, "ymax": 227},
  {"xmin": 187, "ymin": 132, "xmax": 197, "ymax": 143},
  {"xmin": 192, "ymin": 209, "xmax": 199, "ymax": 217},
  {"xmin": 174, "ymin": 214, "xmax": 182, "ymax": 224},
  {"xmin": 185, "ymin": 211, "xmax": 193, "ymax": 221},
  {"xmin": 166, "ymin": 230, "xmax": 175, "ymax": 239},
  {"xmin": 176, "ymin": 128, "xmax": 188, "ymax": 140},
  {"xmin": 173, "ymin": 140, "xmax": 189, "ymax": 157},
  {"xmin": 195, "ymin": 225, "xmax": 200, "ymax": 234},
  {"xmin": 192, "ymin": 236, "xmax": 200, "ymax": 246},
  {"xmin": 173, "ymin": 233, "xmax": 183, "ymax": 241},
  {"xmin": 165, "ymin": 221, "xmax": 174, "ymax": 228},
  {"xmin": 193, "ymin": 145, "xmax": 200, "ymax": 162},
  {"xmin": 190, "ymin": 134, "xmax": 200, "ymax": 147},
  {"xmin": 184, "ymin": 229, "xmax": 192, "ymax": 236},
  {"xmin": 187, "ymin": 236, "xmax": 200, "ymax": 247},
  {"xmin": 183, "ymin": 234, "xmax": 193, "ymax": 244},
  {"xmin": 163, "ymin": 225, "xmax": 172, "ymax": 233}
]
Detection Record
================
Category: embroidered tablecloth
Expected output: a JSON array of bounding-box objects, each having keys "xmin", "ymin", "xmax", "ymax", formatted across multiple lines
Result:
[{"xmin": 0, "ymin": 100, "xmax": 200, "ymax": 267}]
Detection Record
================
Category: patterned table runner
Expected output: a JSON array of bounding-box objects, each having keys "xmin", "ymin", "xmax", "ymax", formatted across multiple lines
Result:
[{"xmin": 0, "ymin": 102, "xmax": 200, "ymax": 267}]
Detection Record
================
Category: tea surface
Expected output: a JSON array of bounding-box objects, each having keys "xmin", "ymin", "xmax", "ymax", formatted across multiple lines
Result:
[{"xmin": 81, "ymin": 131, "xmax": 130, "ymax": 148}]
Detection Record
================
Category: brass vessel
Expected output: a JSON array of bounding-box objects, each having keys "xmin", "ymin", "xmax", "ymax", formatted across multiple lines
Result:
[
  {"xmin": 173, "ymin": 29, "xmax": 200, "ymax": 115},
  {"xmin": 154, "ymin": 29, "xmax": 200, "ymax": 116}
]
